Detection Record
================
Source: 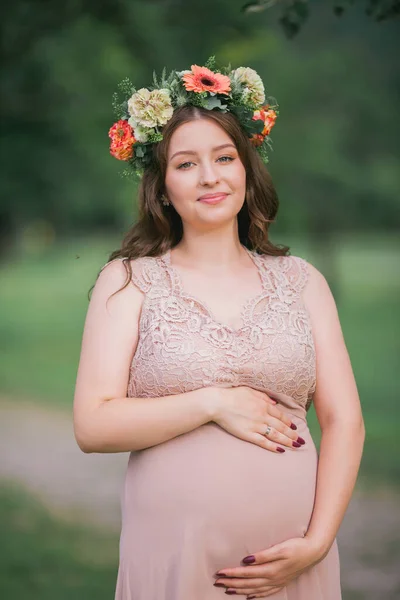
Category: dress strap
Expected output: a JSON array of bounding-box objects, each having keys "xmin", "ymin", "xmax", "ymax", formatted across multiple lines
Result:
[
  {"xmin": 286, "ymin": 256, "xmax": 310, "ymax": 297},
  {"xmin": 255, "ymin": 254, "xmax": 310, "ymax": 306}
]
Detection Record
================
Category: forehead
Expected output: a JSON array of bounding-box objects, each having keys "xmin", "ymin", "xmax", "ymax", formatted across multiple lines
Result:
[{"xmin": 168, "ymin": 118, "xmax": 234, "ymax": 156}]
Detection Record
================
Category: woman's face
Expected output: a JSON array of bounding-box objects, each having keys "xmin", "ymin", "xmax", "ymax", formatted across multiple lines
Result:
[{"xmin": 165, "ymin": 118, "xmax": 246, "ymax": 228}]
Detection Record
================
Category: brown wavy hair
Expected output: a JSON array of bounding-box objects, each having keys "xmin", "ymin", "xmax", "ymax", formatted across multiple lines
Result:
[{"xmin": 102, "ymin": 105, "xmax": 289, "ymax": 292}]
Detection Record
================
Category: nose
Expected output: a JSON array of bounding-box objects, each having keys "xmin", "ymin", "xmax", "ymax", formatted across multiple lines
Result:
[{"xmin": 199, "ymin": 160, "xmax": 220, "ymax": 186}]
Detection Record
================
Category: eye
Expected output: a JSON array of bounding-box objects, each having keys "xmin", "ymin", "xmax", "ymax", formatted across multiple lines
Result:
[
  {"xmin": 217, "ymin": 155, "xmax": 235, "ymax": 163},
  {"xmin": 177, "ymin": 161, "xmax": 194, "ymax": 170}
]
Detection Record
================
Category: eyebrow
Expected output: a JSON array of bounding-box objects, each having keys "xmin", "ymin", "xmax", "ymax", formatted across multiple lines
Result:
[{"xmin": 169, "ymin": 143, "xmax": 237, "ymax": 162}]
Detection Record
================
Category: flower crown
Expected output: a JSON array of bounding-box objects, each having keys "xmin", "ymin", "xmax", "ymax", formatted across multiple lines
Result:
[{"xmin": 109, "ymin": 56, "xmax": 278, "ymax": 177}]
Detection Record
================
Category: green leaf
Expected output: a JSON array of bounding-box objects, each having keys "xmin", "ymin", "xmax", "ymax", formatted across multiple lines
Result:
[
  {"xmin": 220, "ymin": 62, "xmax": 232, "ymax": 75},
  {"xmin": 204, "ymin": 55, "xmax": 217, "ymax": 71},
  {"xmin": 230, "ymin": 105, "xmax": 254, "ymax": 121},
  {"xmin": 189, "ymin": 91, "xmax": 208, "ymax": 108},
  {"xmin": 134, "ymin": 145, "xmax": 145, "ymax": 158},
  {"xmin": 147, "ymin": 131, "xmax": 163, "ymax": 143},
  {"xmin": 152, "ymin": 70, "xmax": 159, "ymax": 88},
  {"xmin": 246, "ymin": 119, "xmax": 264, "ymax": 134},
  {"xmin": 118, "ymin": 77, "xmax": 135, "ymax": 96},
  {"xmin": 266, "ymin": 95, "xmax": 279, "ymax": 110},
  {"xmin": 204, "ymin": 96, "xmax": 224, "ymax": 110}
]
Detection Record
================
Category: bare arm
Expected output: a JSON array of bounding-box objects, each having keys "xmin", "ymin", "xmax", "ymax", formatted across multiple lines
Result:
[
  {"xmin": 303, "ymin": 262, "xmax": 365, "ymax": 556},
  {"xmin": 73, "ymin": 260, "xmax": 217, "ymax": 454}
]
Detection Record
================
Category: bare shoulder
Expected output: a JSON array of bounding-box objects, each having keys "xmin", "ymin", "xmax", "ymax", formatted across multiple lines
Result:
[
  {"xmin": 91, "ymin": 257, "xmax": 145, "ymax": 316},
  {"xmin": 291, "ymin": 256, "xmax": 329, "ymax": 288},
  {"xmin": 97, "ymin": 258, "xmax": 130, "ymax": 287}
]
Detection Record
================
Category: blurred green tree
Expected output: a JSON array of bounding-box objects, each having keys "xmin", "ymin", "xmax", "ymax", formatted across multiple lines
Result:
[
  {"xmin": 0, "ymin": 0, "xmax": 398, "ymax": 260},
  {"xmin": 242, "ymin": 0, "xmax": 400, "ymax": 37}
]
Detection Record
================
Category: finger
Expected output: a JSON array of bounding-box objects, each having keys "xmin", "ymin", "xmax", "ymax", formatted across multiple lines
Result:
[
  {"xmin": 216, "ymin": 577, "xmax": 269, "ymax": 590},
  {"xmin": 264, "ymin": 396, "xmax": 277, "ymax": 405},
  {"xmin": 256, "ymin": 391, "xmax": 277, "ymax": 405},
  {"xmin": 240, "ymin": 545, "xmax": 286, "ymax": 567},
  {"xmin": 258, "ymin": 422, "xmax": 304, "ymax": 449},
  {"xmin": 266, "ymin": 416, "xmax": 300, "ymax": 442},
  {"xmin": 267, "ymin": 405, "xmax": 294, "ymax": 429},
  {"xmin": 247, "ymin": 586, "xmax": 285, "ymax": 598},
  {"xmin": 249, "ymin": 432, "xmax": 288, "ymax": 453},
  {"xmin": 216, "ymin": 563, "xmax": 278, "ymax": 579},
  {"xmin": 215, "ymin": 548, "xmax": 286, "ymax": 580}
]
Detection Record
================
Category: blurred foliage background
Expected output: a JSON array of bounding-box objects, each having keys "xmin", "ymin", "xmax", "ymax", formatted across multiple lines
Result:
[{"xmin": 1, "ymin": 1, "xmax": 399, "ymax": 598}]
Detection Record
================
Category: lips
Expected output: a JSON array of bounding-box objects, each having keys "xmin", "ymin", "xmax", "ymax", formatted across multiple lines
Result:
[
  {"xmin": 197, "ymin": 193, "xmax": 228, "ymax": 203},
  {"xmin": 198, "ymin": 192, "xmax": 228, "ymax": 200}
]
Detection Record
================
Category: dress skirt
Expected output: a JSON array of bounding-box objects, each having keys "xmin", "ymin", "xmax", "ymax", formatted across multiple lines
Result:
[{"xmin": 114, "ymin": 412, "xmax": 341, "ymax": 599}]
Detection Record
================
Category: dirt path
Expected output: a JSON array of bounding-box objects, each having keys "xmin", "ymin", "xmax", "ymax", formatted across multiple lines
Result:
[{"xmin": 1, "ymin": 398, "xmax": 399, "ymax": 599}]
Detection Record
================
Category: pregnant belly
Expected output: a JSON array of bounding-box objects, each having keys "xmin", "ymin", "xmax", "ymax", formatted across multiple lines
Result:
[{"xmin": 121, "ymin": 417, "xmax": 318, "ymax": 557}]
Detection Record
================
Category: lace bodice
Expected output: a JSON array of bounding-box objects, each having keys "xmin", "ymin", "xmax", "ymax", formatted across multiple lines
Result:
[{"xmin": 104, "ymin": 248, "xmax": 316, "ymax": 416}]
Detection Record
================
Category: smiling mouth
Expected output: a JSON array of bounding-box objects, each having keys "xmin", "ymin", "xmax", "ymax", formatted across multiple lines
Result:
[{"xmin": 197, "ymin": 193, "xmax": 228, "ymax": 203}]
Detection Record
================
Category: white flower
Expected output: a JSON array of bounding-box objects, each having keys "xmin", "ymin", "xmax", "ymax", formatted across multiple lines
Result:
[
  {"xmin": 127, "ymin": 118, "xmax": 153, "ymax": 142},
  {"xmin": 231, "ymin": 67, "xmax": 265, "ymax": 106},
  {"xmin": 127, "ymin": 88, "xmax": 173, "ymax": 128},
  {"xmin": 241, "ymin": 87, "xmax": 251, "ymax": 103}
]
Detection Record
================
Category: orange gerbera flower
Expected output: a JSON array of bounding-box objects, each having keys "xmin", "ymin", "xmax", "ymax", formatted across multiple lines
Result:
[
  {"xmin": 108, "ymin": 120, "xmax": 136, "ymax": 161},
  {"xmin": 182, "ymin": 65, "xmax": 231, "ymax": 95}
]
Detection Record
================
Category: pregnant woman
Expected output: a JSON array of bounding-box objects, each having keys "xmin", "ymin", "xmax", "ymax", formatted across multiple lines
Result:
[{"xmin": 73, "ymin": 59, "xmax": 365, "ymax": 599}]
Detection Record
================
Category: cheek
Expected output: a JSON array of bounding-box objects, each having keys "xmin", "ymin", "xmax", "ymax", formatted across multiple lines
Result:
[
  {"xmin": 229, "ymin": 162, "xmax": 246, "ymax": 193},
  {"xmin": 165, "ymin": 170, "xmax": 193, "ymax": 201}
]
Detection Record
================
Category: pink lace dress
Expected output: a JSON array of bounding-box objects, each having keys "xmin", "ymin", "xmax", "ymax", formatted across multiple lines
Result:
[{"xmin": 111, "ymin": 247, "xmax": 341, "ymax": 600}]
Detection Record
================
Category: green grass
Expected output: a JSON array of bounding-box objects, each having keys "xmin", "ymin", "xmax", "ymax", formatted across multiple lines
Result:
[
  {"xmin": 305, "ymin": 234, "xmax": 400, "ymax": 487},
  {"xmin": 0, "ymin": 233, "xmax": 399, "ymax": 487},
  {"xmin": 0, "ymin": 483, "xmax": 119, "ymax": 599},
  {"xmin": 0, "ymin": 236, "xmax": 118, "ymax": 404}
]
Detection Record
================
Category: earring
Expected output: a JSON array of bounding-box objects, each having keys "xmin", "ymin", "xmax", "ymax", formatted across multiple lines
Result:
[{"xmin": 161, "ymin": 194, "xmax": 170, "ymax": 206}]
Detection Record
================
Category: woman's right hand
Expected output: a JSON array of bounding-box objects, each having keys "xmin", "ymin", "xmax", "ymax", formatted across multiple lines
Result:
[{"xmin": 210, "ymin": 386, "xmax": 305, "ymax": 453}]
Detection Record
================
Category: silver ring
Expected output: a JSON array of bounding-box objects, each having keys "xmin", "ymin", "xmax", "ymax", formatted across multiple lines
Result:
[{"xmin": 264, "ymin": 425, "xmax": 272, "ymax": 437}]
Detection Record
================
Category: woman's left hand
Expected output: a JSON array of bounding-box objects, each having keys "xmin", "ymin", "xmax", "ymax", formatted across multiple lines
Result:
[{"xmin": 213, "ymin": 537, "xmax": 325, "ymax": 598}]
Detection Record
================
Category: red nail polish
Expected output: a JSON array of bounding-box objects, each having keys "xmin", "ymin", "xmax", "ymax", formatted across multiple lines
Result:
[
  {"xmin": 292, "ymin": 441, "xmax": 302, "ymax": 447},
  {"xmin": 225, "ymin": 591, "xmax": 237, "ymax": 595},
  {"xmin": 214, "ymin": 583, "xmax": 226, "ymax": 587},
  {"xmin": 290, "ymin": 423, "xmax": 297, "ymax": 430},
  {"xmin": 242, "ymin": 555, "xmax": 256, "ymax": 564},
  {"xmin": 276, "ymin": 447, "xmax": 285, "ymax": 453},
  {"xmin": 297, "ymin": 436, "xmax": 306, "ymax": 444}
]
